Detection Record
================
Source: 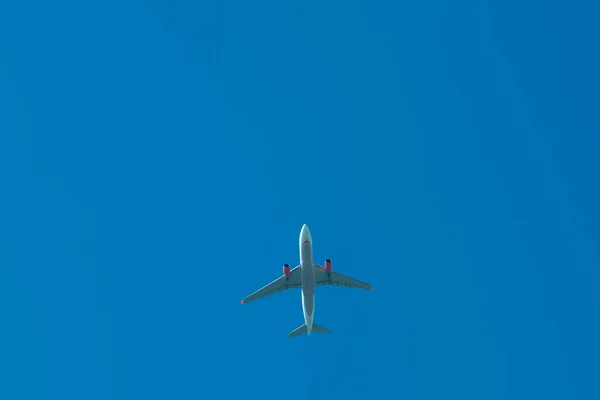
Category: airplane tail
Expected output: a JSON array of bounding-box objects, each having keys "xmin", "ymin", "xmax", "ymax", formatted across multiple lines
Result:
[{"xmin": 287, "ymin": 323, "xmax": 331, "ymax": 338}]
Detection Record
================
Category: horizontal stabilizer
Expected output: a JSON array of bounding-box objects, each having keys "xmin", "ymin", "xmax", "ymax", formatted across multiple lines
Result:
[
  {"xmin": 288, "ymin": 324, "xmax": 307, "ymax": 338},
  {"xmin": 312, "ymin": 323, "xmax": 331, "ymax": 334},
  {"xmin": 287, "ymin": 323, "xmax": 331, "ymax": 338}
]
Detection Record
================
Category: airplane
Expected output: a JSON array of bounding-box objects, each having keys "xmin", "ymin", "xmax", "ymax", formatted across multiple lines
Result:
[{"xmin": 240, "ymin": 224, "xmax": 372, "ymax": 338}]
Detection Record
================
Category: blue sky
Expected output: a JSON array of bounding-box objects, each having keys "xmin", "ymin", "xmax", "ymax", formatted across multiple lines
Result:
[{"xmin": 1, "ymin": 1, "xmax": 599, "ymax": 399}]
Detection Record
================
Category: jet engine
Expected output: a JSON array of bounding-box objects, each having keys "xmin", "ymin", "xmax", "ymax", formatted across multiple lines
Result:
[
  {"xmin": 325, "ymin": 259, "xmax": 332, "ymax": 272},
  {"xmin": 283, "ymin": 263, "xmax": 291, "ymax": 276}
]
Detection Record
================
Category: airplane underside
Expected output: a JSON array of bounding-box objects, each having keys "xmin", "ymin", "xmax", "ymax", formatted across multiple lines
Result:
[{"xmin": 240, "ymin": 224, "xmax": 372, "ymax": 336}]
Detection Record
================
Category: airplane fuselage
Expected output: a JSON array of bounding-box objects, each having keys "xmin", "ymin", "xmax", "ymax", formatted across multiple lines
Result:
[{"xmin": 299, "ymin": 224, "xmax": 316, "ymax": 334}]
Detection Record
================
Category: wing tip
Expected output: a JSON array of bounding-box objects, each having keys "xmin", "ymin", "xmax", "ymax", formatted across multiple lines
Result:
[{"xmin": 240, "ymin": 300, "xmax": 245, "ymax": 304}]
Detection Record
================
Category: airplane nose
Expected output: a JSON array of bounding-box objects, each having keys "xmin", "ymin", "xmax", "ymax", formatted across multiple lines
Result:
[{"xmin": 300, "ymin": 224, "xmax": 311, "ymax": 243}]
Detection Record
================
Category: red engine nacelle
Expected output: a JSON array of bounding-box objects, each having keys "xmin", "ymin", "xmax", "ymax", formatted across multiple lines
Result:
[
  {"xmin": 325, "ymin": 259, "xmax": 332, "ymax": 272},
  {"xmin": 283, "ymin": 264, "xmax": 291, "ymax": 276}
]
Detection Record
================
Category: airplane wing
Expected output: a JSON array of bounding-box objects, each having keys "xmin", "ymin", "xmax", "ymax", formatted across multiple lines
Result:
[
  {"xmin": 315, "ymin": 265, "xmax": 373, "ymax": 290},
  {"xmin": 240, "ymin": 266, "xmax": 302, "ymax": 304}
]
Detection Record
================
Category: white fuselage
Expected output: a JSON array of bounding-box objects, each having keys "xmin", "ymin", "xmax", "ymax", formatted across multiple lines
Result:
[{"xmin": 299, "ymin": 224, "xmax": 316, "ymax": 335}]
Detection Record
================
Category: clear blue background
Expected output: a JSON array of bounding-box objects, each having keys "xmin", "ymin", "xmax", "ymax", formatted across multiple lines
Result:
[{"xmin": 1, "ymin": 1, "xmax": 599, "ymax": 399}]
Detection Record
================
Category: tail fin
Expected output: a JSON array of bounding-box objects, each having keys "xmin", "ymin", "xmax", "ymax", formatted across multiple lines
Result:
[
  {"xmin": 287, "ymin": 323, "xmax": 331, "ymax": 338},
  {"xmin": 312, "ymin": 323, "xmax": 331, "ymax": 334},
  {"xmin": 288, "ymin": 324, "xmax": 307, "ymax": 338}
]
